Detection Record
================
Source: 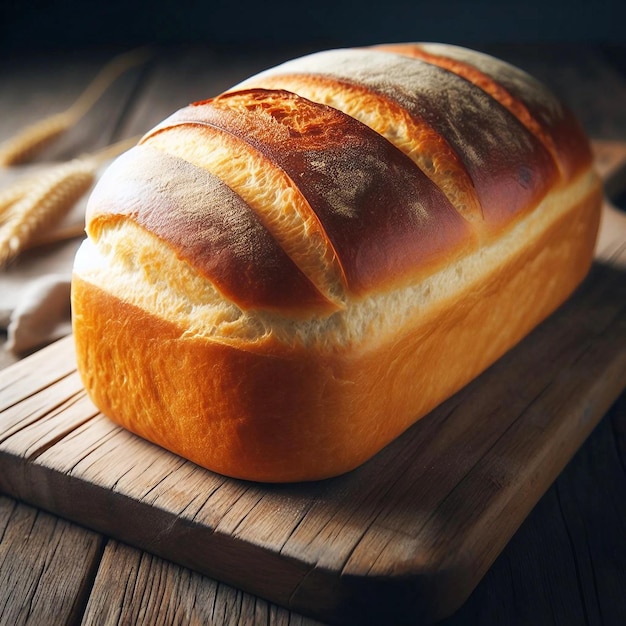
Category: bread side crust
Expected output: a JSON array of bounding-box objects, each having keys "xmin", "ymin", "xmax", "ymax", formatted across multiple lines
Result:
[{"xmin": 71, "ymin": 172, "xmax": 602, "ymax": 481}]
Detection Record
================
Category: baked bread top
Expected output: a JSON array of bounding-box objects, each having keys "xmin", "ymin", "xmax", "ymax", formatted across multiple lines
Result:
[{"xmin": 79, "ymin": 43, "xmax": 596, "ymax": 346}]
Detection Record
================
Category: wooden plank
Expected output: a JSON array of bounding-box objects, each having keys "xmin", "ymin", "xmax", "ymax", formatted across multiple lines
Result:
[
  {"xmin": 81, "ymin": 540, "xmax": 324, "ymax": 626},
  {"xmin": 0, "ymin": 337, "xmax": 77, "ymax": 412},
  {"xmin": 440, "ymin": 391, "xmax": 626, "ymax": 626},
  {"xmin": 0, "ymin": 495, "xmax": 104, "ymax": 626},
  {"xmin": 552, "ymin": 396, "xmax": 626, "ymax": 626}
]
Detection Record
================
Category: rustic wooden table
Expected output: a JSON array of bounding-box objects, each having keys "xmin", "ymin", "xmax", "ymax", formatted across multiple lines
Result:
[{"xmin": 1, "ymin": 43, "xmax": 625, "ymax": 625}]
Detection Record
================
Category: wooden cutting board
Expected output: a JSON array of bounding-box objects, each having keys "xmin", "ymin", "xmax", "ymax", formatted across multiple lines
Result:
[{"xmin": 1, "ymin": 142, "xmax": 625, "ymax": 625}]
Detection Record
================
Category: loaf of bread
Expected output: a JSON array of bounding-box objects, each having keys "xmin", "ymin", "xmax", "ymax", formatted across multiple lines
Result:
[{"xmin": 71, "ymin": 43, "xmax": 602, "ymax": 482}]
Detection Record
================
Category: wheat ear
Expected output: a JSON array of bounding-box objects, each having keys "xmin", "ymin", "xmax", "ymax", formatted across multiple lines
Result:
[
  {"xmin": 0, "ymin": 159, "xmax": 96, "ymax": 267},
  {"xmin": 0, "ymin": 112, "xmax": 75, "ymax": 168},
  {"xmin": 0, "ymin": 135, "xmax": 139, "ymax": 267},
  {"xmin": 0, "ymin": 174, "xmax": 40, "ymax": 215},
  {"xmin": 0, "ymin": 47, "xmax": 151, "ymax": 166}
]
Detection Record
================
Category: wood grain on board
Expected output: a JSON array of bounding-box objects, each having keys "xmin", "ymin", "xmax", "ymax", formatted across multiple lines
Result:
[{"xmin": 0, "ymin": 495, "xmax": 103, "ymax": 625}]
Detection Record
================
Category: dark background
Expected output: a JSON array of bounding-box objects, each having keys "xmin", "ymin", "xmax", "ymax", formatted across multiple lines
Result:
[{"xmin": 1, "ymin": 0, "xmax": 626, "ymax": 54}]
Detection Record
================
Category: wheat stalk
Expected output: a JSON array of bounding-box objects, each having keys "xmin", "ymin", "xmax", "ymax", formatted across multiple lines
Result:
[
  {"xmin": 0, "ymin": 112, "xmax": 75, "ymax": 167},
  {"xmin": 0, "ymin": 159, "xmax": 96, "ymax": 267},
  {"xmin": 0, "ymin": 135, "xmax": 139, "ymax": 267},
  {"xmin": 0, "ymin": 173, "xmax": 39, "ymax": 214},
  {"xmin": 0, "ymin": 47, "xmax": 151, "ymax": 166}
]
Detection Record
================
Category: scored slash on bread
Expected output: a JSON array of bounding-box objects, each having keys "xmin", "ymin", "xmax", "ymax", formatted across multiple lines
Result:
[
  {"xmin": 72, "ymin": 43, "xmax": 603, "ymax": 482},
  {"xmin": 140, "ymin": 88, "xmax": 472, "ymax": 304}
]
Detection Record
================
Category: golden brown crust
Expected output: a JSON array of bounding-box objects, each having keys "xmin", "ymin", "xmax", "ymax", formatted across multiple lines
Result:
[
  {"xmin": 231, "ymin": 73, "xmax": 485, "ymax": 223},
  {"xmin": 86, "ymin": 144, "xmax": 332, "ymax": 314},
  {"xmin": 234, "ymin": 49, "xmax": 560, "ymax": 230},
  {"xmin": 72, "ymin": 180, "xmax": 602, "ymax": 482},
  {"xmin": 373, "ymin": 42, "xmax": 592, "ymax": 179},
  {"xmin": 144, "ymin": 88, "xmax": 472, "ymax": 296}
]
